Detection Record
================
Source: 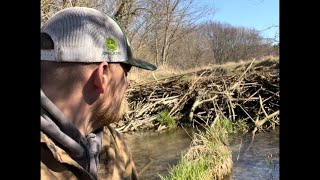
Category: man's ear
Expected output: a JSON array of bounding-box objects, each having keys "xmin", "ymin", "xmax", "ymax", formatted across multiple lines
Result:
[{"xmin": 93, "ymin": 62, "xmax": 109, "ymax": 94}]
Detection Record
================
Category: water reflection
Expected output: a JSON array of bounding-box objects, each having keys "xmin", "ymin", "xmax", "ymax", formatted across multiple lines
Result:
[
  {"xmin": 229, "ymin": 128, "xmax": 279, "ymax": 180},
  {"xmin": 121, "ymin": 127, "xmax": 279, "ymax": 180},
  {"xmin": 122, "ymin": 126, "xmax": 195, "ymax": 179}
]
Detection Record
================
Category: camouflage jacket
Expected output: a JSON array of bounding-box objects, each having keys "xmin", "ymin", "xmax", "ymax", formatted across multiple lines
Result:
[
  {"xmin": 40, "ymin": 90, "xmax": 139, "ymax": 180},
  {"xmin": 41, "ymin": 126, "xmax": 139, "ymax": 180}
]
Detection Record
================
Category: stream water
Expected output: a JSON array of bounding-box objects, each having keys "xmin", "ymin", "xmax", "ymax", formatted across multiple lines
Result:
[{"xmin": 122, "ymin": 126, "xmax": 279, "ymax": 180}]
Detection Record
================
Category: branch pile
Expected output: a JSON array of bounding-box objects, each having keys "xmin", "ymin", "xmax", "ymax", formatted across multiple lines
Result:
[{"xmin": 115, "ymin": 61, "xmax": 279, "ymax": 133}]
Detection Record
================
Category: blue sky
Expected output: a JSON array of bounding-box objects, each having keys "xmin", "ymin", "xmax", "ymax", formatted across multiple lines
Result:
[{"xmin": 200, "ymin": 0, "xmax": 279, "ymax": 41}]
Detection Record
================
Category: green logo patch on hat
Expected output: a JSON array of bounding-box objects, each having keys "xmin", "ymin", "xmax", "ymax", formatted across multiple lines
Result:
[{"xmin": 106, "ymin": 38, "xmax": 117, "ymax": 51}]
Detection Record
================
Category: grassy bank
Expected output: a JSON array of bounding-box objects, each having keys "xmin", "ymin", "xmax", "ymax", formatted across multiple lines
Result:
[
  {"xmin": 127, "ymin": 56, "xmax": 279, "ymax": 85},
  {"xmin": 159, "ymin": 117, "xmax": 248, "ymax": 180},
  {"xmin": 115, "ymin": 56, "xmax": 279, "ymax": 179}
]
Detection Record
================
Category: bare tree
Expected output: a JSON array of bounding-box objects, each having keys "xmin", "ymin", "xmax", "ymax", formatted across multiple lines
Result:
[
  {"xmin": 203, "ymin": 22, "xmax": 271, "ymax": 64},
  {"xmin": 41, "ymin": 0, "xmax": 276, "ymax": 70},
  {"xmin": 169, "ymin": 26, "xmax": 212, "ymax": 69},
  {"xmin": 110, "ymin": 0, "xmax": 214, "ymax": 67},
  {"xmin": 147, "ymin": 0, "xmax": 214, "ymax": 66},
  {"xmin": 41, "ymin": 0, "xmax": 106, "ymax": 26}
]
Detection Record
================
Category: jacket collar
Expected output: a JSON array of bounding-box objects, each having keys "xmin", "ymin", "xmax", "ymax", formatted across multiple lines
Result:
[{"xmin": 40, "ymin": 89, "xmax": 103, "ymax": 179}]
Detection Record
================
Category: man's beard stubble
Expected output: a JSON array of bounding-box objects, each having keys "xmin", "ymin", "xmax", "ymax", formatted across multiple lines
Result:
[{"xmin": 92, "ymin": 94, "xmax": 128, "ymax": 127}]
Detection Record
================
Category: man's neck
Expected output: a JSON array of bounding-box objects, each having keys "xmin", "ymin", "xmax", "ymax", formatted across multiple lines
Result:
[{"xmin": 43, "ymin": 88, "xmax": 94, "ymax": 136}]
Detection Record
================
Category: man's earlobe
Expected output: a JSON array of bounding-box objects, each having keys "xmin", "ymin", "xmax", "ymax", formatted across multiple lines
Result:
[{"xmin": 93, "ymin": 62, "xmax": 109, "ymax": 94}]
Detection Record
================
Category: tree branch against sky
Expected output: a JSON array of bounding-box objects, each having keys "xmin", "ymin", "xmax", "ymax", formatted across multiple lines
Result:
[
  {"xmin": 41, "ymin": 0, "xmax": 278, "ymax": 68},
  {"xmin": 201, "ymin": 0, "xmax": 279, "ymax": 43}
]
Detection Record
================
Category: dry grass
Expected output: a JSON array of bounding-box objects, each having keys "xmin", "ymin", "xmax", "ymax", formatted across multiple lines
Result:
[
  {"xmin": 158, "ymin": 116, "xmax": 249, "ymax": 180},
  {"xmin": 127, "ymin": 64, "xmax": 205, "ymax": 84},
  {"xmin": 128, "ymin": 56, "xmax": 279, "ymax": 85}
]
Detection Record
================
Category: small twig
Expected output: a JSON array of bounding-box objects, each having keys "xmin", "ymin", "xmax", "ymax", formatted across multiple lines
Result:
[
  {"xmin": 250, "ymin": 110, "xmax": 280, "ymax": 142},
  {"xmin": 181, "ymin": 124, "xmax": 194, "ymax": 140},
  {"xmin": 230, "ymin": 58, "xmax": 256, "ymax": 92},
  {"xmin": 189, "ymin": 95, "xmax": 218, "ymax": 123},
  {"xmin": 246, "ymin": 131, "xmax": 255, "ymax": 151},
  {"xmin": 152, "ymin": 72, "xmax": 158, "ymax": 81},
  {"xmin": 237, "ymin": 104, "xmax": 255, "ymax": 123},
  {"xmin": 262, "ymin": 95, "xmax": 275, "ymax": 103},
  {"xmin": 261, "ymin": 88, "xmax": 280, "ymax": 97},
  {"xmin": 243, "ymin": 87, "xmax": 262, "ymax": 104},
  {"xmin": 231, "ymin": 97, "xmax": 259, "ymax": 101},
  {"xmin": 255, "ymin": 110, "xmax": 280, "ymax": 128},
  {"xmin": 68, "ymin": 0, "xmax": 73, "ymax": 6},
  {"xmin": 148, "ymin": 95, "xmax": 180, "ymax": 101},
  {"xmin": 117, "ymin": 120, "xmax": 134, "ymax": 132},
  {"xmin": 259, "ymin": 95, "xmax": 268, "ymax": 117},
  {"xmin": 169, "ymin": 71, "xmax": 207, "ymax": 116},
  {"xmin": 147, "ymin": 89, "xmax": 156, "ymax": 100},
  {"xmin": 237, "ymin": 138, "xmax": 242, "ymax": 161},
  {"xmin": 226, "ymin": 93, "xmax": 236, "ymax": 121},
  {"xmin": 139, "ymin": 158, "xmax": 155, "ymax": 176}
]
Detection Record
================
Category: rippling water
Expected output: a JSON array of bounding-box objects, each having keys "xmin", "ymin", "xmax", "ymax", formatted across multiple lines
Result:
[
  {"xmin": 122, "ymin": 126, "xmax": 279, "ymax": 180},
  {"xmin": 229, "ymin": 128, "xmax": 279, "ymax": 180}
]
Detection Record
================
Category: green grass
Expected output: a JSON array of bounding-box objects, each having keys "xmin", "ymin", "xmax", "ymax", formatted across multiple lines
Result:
[
  {"xmin": 233, "ymin": 119, "xmax": 249, "ymax": 133},
  {"xmin": 157, "ymin": 110, "xmax": 177, "ymax": 127},
  {"xmin": 159, "ymin": 156, "xmax": 212, "ymax": 180},
  {"xmin": 219, "ymin": 118, "xmax": 249, "ymax": 134},
  {"xmin": 160, "ymin": 117, "xmax": 243, "ymax": 180}
]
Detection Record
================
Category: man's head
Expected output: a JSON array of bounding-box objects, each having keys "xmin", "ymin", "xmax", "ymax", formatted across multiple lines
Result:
[{"xmin": 41, "ymin": 7, "xmax": 156, "ymax": 133}]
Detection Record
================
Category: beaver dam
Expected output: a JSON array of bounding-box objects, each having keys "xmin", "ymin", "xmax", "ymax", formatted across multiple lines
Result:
[
  {"xmin": 109, "ymin": 57, "xmax": 279, "ymax": 179},
  {"xmin": 114, "ymin": 57, "xmax": 279, "ymax": 133}
]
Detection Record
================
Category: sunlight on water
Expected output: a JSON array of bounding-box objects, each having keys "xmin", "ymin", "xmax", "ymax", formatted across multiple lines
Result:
[{"xmin": 121, "ymin": 126, "xmax": 279, "ymax": 180}]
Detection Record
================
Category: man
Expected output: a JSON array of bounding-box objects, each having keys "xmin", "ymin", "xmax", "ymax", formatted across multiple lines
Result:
[{"xmin": 40, "ymin": 7, "xmax": 156, "ymax": 180}]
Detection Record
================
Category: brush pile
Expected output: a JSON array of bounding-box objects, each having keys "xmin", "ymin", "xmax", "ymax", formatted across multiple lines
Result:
[{"xmin": 115, "ymin": 59, "xmax": 279, "ymax": 133}]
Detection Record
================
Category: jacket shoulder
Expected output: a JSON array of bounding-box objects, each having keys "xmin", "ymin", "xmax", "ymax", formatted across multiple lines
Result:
[
  {"xmin": 41, "ymin": 132, "xmax": 93, "ymax": 180},
  {"xmin": 99, "ymin": 125, "xmax": 139, "ymax": 180}
]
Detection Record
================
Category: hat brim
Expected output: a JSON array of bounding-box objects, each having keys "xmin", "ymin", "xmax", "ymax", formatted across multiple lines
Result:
[{"xmin": 121, "ymin": 58, "xmax": 157, "ymax": 71}]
